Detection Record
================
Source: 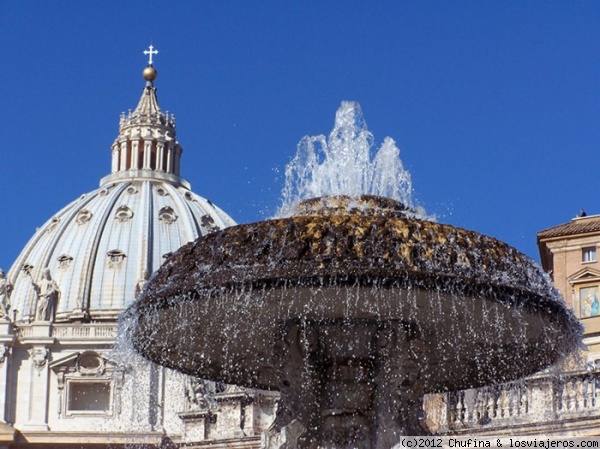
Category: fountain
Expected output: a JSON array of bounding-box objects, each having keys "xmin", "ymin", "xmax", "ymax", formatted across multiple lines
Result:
[{"xmin": 123, "ymin": 102, "xmax": 582, "ymax": 448}]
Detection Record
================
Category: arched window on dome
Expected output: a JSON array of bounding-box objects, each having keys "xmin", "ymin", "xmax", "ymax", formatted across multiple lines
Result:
[
  {"xmin": 76, "ymin": 209, "xmax": 93, "ymax": 225},
  {"xmin": 201, "ymin": 214, "xmax": 220, "ymax": 233},
  {"xmin": 158, "ymin": 206, "xmax": 177, "ymax": 224},
  {"xmin": 115, "ymin": 206, "xmax": 134, "ymax": 222},
  {"xmin": 57, "ymin": 254, "xmax": 73, "ymax": 269},
  {"xmin": 107, "ymin": 250, "xmax": 126, "ymax": 268}
]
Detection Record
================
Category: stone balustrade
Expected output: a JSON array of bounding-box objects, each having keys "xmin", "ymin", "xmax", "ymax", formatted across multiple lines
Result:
[
  {"xmin": 14, "ymin": 323, "xmax": 117, "ymax": 341},
  {"xmin": 428, "ymin": 371, "xmax": 600, "ymax": 434},
  {"xmin": 52, "ymin": 324, "xmax": 117, "ymax": 339}
]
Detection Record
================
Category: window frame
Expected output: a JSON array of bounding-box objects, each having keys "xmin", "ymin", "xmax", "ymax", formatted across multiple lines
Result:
[
  {"xmin": 65, "ymin": 379, "xmax": 114, "ymax": 416},
  {"xmin": 582, "ymin": 246, "xmax": 597, "ymax": 263},
  {"xmin": 51, "ymin": 351, "xmax": 123, "ymax": 419}
]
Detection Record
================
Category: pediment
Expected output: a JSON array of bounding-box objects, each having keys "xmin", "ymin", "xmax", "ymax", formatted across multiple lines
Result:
[
  {"xmin": 49, "ymin": 350, "xmax": 111, "ymax": 375},
  {"xmin": 49, "ymin": 352, "xmax": 80, "ymax": 370},
  {"xmin": 568, "ymin": 267, "xmax": 600, "ymax": 284}
]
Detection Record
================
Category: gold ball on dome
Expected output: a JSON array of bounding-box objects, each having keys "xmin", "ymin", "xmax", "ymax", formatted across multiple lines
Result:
[{"xmin": 143, "ymin": 65, "xmax": 158, "ymax": 81}]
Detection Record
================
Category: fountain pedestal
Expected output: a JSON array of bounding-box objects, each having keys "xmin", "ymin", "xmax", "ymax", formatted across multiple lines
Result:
[{"xmin": 266, "ymin": 320, "xmax": 427, "ymax": 448}]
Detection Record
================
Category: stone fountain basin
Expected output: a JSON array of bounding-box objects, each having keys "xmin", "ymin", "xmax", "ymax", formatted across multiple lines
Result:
[{"xmin": 127, "ymin": 196, "xmax": 581, "ymax": 393}]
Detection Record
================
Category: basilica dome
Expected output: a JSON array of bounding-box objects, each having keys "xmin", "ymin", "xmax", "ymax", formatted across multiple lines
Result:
[{"xmin": 7, "ymin": 65, "xmax": 236, "ymax": 323}]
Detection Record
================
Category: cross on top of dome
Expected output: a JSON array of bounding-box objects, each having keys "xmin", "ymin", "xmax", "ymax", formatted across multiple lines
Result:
[
  {"xmin": 142, "ymin": 45, "xmax": 158, "ymax": 83},
  {"xmin": 143, "ymin": 45, "xmax": 159, "ymax": 66}
]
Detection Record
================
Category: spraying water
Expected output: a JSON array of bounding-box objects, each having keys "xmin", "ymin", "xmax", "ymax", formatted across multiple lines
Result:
[{"xmin": 278, "ymin": 101, "xmax": 415, "ymax": 217}]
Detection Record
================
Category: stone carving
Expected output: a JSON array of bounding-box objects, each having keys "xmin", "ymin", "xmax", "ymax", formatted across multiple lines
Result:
[
  {"xmin": 76, "ymin": 352, "xmax": 106, "ymax": 375},
  {"xmin": 0, "ymin": 344, "xmax": 9, "ymax": 364},
  {"xmin": 184, "ymin": 377, "xmax": 227, "ymax": 411},
  {"xmin": 0, "ymin": 269, "xmax": 13, "ymax": 321},
  {"xmin": 29, "ymin": 347, "xmax": 48, "ymax": 372},
  {"xmin": 185, "ymin": 377, "xmax": 212, "ymax": 410},
  {"xmin": 28, "ymin": 268, "xmax": 60, "ymax": 322},
  {"xmin": 135, "ymin": 270, "xmax": 150, "ymax": 299},
  {"xmin": 262, "ymin": 418, "xmax": 306, "ymax": 449}
]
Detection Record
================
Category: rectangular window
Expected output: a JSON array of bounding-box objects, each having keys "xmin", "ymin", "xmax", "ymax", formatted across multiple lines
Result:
[
  {"xmin": 67, "ymin": 381, "xmax": 111, "ymax": 413},
  {"xmin": 582, "ymin": 247, "xmax": 597, "ymax": 263},
  {"xmin": 580, "ymin": 286, "xmax": 600, "ymax": 318}
]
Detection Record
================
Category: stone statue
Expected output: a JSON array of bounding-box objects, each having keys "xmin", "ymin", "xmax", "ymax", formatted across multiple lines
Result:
[
  {"xmin": 135, "ymin": 270, "xmax": 150, "ymax": 299},
  {"xmin": 0, "ymin": 269, "xmax": 12, "ymax": 321},
  {"xmin": 183, "ymin": 377, "xmax": 228, "ymax": 410},
  {"xmin": 29, "ymin": 268, "xmax": 59, "ymax": 322},
  {"xmin": 184, "ymin": 377, "xmax": 211, "ymax": 410},
  {"xmin": 262, "ymin": 417, "xmax": 306, "ymax": 449}
]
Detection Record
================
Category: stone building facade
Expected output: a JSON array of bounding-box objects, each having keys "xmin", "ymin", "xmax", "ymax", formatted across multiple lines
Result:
[
  {"xmin": 423, "ymin": 215, "xmax": 600, "ymax": 437},
  {"xmin": 538, "ymin": 214, "xmax": 600, "ymax": 359}
]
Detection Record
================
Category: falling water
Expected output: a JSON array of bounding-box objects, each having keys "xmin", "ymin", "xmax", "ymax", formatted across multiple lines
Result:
[
  {"xmin": 119, "ymin": 101, "xmax": 583, "ymax": 448},
  {"xmin": 278, "ymin": 101, "xmax": 416, "ymax": 217}
]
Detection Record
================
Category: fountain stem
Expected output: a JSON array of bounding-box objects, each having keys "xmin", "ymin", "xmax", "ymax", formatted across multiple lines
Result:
[{"xmin": 265, "ymin": 319, "xmax": 430, "ymax": 448}]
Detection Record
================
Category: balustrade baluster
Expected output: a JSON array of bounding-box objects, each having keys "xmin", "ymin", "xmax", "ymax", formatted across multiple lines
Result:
[
  {"xmin": 455, "ymin": 394, "xmax": 464, "ymax": 424},
  {"xmin": 487, "ymin": 391, "xmax": 496, "ymax": 419}
]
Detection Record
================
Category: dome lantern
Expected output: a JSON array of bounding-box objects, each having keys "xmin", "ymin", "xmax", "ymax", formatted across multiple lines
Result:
[{"xmin": 104, "ymin": 45, "xmax": 184, "ymax": 186}]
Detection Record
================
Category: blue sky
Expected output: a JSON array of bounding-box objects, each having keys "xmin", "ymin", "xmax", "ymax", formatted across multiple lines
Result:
[{"xmin": 1, "ymin": 1, "xmax": 600, "ymax": 270}]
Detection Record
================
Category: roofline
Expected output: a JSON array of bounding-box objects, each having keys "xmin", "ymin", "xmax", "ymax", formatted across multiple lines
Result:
[
  {"xmin": 538, "ymin": 229, "xmax": 600, "ymax": 241},
  {"xmin": 573, "ymin": 214, "xmax": 600, "ymax": 221},
  {"xmin": 537, "ymin": 229, "xmax": 600, "ymax": 245},
  {"xmin": 538, "ymin": 215, "xmax": 600, "ymax": 242}
]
